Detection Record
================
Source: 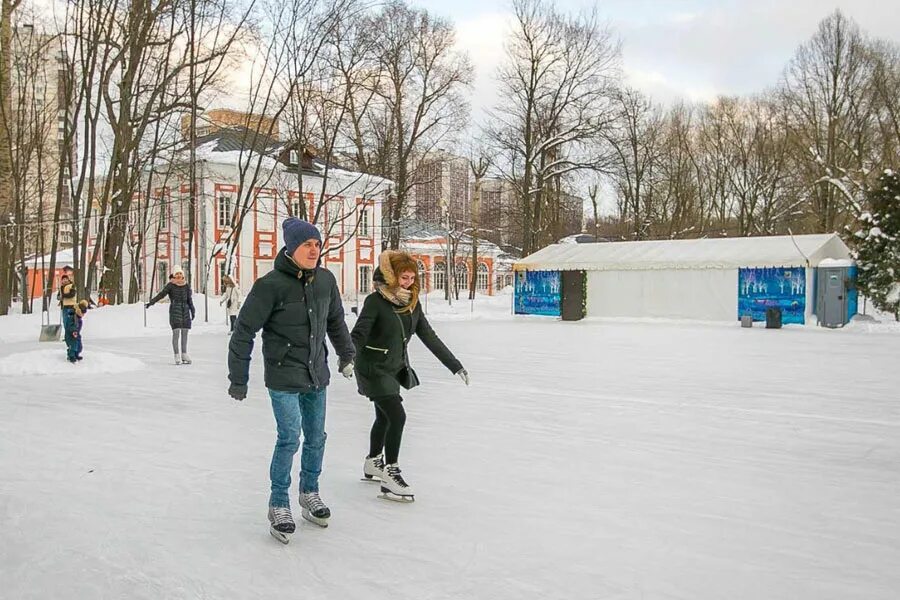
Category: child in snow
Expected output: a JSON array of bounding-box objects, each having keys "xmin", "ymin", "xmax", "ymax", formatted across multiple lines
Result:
[
  {"xmin": 146, "ymin": 268, "xmax": 196, "ymax": 364},
  {"xmin": 59, "ymin": 274, "xmax": 79, "ymax": 363},
  {"xmin": 219, "ymin": 275, "xmax": 242, "ymax": 332},
  {"xmin": 72, "ymin": 299, "xmax": 90, "ymax": 361},
  {"xmin": 351, "ymin": 250, "xmax": 469, "ymax": 501}
]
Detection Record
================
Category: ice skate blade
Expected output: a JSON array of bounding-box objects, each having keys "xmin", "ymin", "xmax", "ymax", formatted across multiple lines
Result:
[
  {"xmin": 361, "ymin": 475, "xmax": 382, "ymax": 483},
  {"xmin": 269, "ymin": 527, "xmax": 292, "ymax": 544},
  {"xmin": 378, "ymin": 489, "xmax": 415, "ymax": 503},
  {"xmin": 301, "ymin": 508, "xmax": 329, "ymax": 528}
]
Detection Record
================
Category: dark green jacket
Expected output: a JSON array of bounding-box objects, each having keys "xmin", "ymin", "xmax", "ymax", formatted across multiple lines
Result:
[
  {"xmin": 351, "ymin": 284, "xmax": 462, "ymax": 398},
  {"xmin": 228, "ymin": 249, "xmax": 355, "ymax": 393}
]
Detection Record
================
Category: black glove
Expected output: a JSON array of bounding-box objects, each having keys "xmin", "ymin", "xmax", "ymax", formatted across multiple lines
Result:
[
  {"xmin": 228, "ymin": 383, "xmax": 247, "ymax": 401},
  {"xmin": 144, "ymin": 302, "xmax": 151, "ymax": 309}
]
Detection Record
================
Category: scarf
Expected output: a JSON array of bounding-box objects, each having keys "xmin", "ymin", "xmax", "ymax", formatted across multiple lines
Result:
[{"xmin": 375, "ymin": 282, "xmax": 412, "ymax": 307}]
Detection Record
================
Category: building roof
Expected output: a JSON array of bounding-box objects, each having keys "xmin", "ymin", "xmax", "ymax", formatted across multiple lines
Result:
[{"xmin": 515, "ymin": 233, "xmax": 852, "ymax": 272}]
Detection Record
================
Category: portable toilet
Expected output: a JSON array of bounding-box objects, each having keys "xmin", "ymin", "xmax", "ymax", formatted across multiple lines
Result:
[{"xmin": 815, "ymin": 259, "xmax": 857, "ymax": 328}]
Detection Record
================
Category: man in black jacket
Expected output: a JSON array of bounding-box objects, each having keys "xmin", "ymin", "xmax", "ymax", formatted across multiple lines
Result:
[{"xmin": 227, "ymin": 218, "xmax": 355, "ymax": 541}]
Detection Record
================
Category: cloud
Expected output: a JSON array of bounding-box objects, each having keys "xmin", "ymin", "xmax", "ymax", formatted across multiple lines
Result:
[
  {"xmin": 613, "ymin": 0, "xmax": 900, "ymax": 103},
  {"xmin": 454, "ymin": 12, "xmax": 512, "ymax": 123}
]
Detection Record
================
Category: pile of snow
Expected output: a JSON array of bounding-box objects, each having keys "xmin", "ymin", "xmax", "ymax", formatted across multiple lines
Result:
[{"xmin": 0, "ymin": 349, "xmax": 144, "ymax": 376}]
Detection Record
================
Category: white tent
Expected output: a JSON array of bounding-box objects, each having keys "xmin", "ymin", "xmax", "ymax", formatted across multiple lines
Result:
[{"xmin": 514, "ymin": 234, "xmax": 853, "ymax": 322}]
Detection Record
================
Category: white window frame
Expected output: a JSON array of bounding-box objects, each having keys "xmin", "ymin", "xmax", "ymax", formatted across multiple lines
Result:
[
  {"xmin": 217, "ymin": 195, "xmax": 232, "ymax": 229},
  {"xmin": 358, "ymin": 208, "xmax": 369, "ymax": 237},
  {"xmin": 477, "ymin": 263, "xmax": 489, "ymax": 292},
  {"xmin": 359, "ymin": 265, "xmax": 372, "ymax": 294}
]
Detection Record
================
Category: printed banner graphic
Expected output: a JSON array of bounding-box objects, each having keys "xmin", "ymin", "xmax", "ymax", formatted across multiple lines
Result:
[
  {"xmin": 738, "ymin": 267, "xmax": 806, "ymax": 324},
  {"xmin": 515, "ymin": 271, "xmax": 561, "ymax": 316}
]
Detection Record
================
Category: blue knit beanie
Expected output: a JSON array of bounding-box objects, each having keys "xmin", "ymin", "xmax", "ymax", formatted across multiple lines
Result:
[{"xmin": 282, "ymin": 217, "xmax": 321, "ymax": 256}]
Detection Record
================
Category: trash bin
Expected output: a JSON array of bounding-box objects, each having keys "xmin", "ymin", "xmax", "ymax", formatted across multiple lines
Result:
[{"xmin": 765, "ymin": 307, "xmax": 782, "ymax": 329}]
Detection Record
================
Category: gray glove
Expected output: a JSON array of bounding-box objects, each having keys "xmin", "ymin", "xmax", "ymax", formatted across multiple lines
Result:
[
  {"xmin": 340, "ymin": 360, "xmax": 354, "ymax": 379},
  {"xmin": 228, "ymin": 383, "xmax": 247, "ymax": 401},
  {"xmin": 456, "ymin": 368, "xmax": 470, "ymax": 386}
]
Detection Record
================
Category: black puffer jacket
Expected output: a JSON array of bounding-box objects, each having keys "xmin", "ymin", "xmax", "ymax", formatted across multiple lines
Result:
[
  {"xmin": 148, "ymin": 282, "xmax": 195, "ymax": 329},
  {"xmin": 351, "ymin": 268, "xmax": 462, "ymax": 398},
  {"xmin": 228, "ymin": 249, "xmax": 355, "ymax": 393}
]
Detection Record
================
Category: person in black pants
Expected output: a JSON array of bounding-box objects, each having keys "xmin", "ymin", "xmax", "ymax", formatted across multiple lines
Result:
[{"xmin": 351, "ymin": 250, "xmax": 469, "ymax": 501}]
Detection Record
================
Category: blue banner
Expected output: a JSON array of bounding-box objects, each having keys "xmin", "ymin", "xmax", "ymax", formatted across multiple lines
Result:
[
  {"xmin": 515, "ymin": 270, "xmax": 561, "ymax": 316},
  {"xmin": 738, "ymin": 267, "xmax": 806, "ymax": 324}
]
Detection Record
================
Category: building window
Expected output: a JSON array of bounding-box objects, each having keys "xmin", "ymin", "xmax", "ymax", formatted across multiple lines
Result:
[
  {"xmin": 455, "ymin": 262, "xmax": 469, "ymax": 293},
  {"xmin": 359, "ymin": 208, "xmax": 369, "ymax": 237},
  {"xmin": 290, "ymin": 198, "xmax": 301, "ymax": 218},
  {"xmin": 159, "ymin": 201, "xmax": 168, "ymax": 231},
  {"xmin": 156, "ymin": 262, "xmax": 168, "ymax": 288},
  {"xmin": 477, "ymin": 263, "xmax": 489, "ymax": 292},
  {"xmin": 290, "ymin": 150, "xmax": 299, "ymax": 165},
  {"xmin": 217, "ymin": 195, "xmax": 232, "ymax": 228},
  {"xmin": 432, "ymin": 261, "xmax": 446, "ymax": 292},
  {"xmin": 328, "ymin": 199, "xmax": 342, "ymax": 229},
  {"xmin": 219, "ymin": 261, "xmax": 229, "ymax": 294},
  {"xmin": 359, "ymin": 265, "xmax": 371, "ymax": 294}
]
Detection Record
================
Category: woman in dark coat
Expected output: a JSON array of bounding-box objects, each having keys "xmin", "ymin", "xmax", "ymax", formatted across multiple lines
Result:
[
  {"xmin": 351, "ymin": 250, "xmax": 469, "ymax": 501},
  {"xmin": 146, "ymin": 268, "xmax": 196, "ymax": 365}
]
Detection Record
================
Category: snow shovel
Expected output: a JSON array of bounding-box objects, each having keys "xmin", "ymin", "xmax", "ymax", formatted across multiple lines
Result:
[{"xmin": 39, "ymin": 309, "xmax": 62, "ymax": 342}]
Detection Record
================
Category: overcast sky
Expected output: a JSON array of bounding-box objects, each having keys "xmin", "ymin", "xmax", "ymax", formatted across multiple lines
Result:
[{"xmin": 409, "ymin": 0, "xmax": 900, "ymax": 123}]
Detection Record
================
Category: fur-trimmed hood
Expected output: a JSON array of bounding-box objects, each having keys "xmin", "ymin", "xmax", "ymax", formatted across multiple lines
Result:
[{"xmin": 374, "ymin": 250, "xmax": 420, "ymax": 312}]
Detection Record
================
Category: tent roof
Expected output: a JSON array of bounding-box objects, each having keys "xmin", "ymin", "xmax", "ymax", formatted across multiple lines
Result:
[{"xmin": 515, "ymin": 233, "xmax": 851, "ymax": 271}]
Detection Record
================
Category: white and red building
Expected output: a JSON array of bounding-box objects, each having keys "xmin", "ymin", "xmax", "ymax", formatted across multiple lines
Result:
[
  {"xmin": 86, "ymin": 129, "xmax": 391, "ymax": 304},
  {"xmin": 398, "ymin": 220, "xmax": 516, "ymax": 296}
]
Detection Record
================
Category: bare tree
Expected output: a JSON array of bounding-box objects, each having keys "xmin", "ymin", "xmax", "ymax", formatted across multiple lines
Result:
[
  {"xmin": 0, "ymin": 0, "xmax": 25, "ymax": 314},
  {"xmin": 490, "ymin": 0, "xmax": 619, "ymax": 253},
  {"xmin": 781, "ymin": 10, "xmax": 879, "ymax": 231},
  {"xmin": 371, "ymin": 0, "xmax": 472, "ymax": 250},
  {"xmin": 604, "ymin": 87, "xmax": 663, "ymax": 240}
]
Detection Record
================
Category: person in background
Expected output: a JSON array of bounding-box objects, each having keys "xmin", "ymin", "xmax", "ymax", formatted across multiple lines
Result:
[
  {"xmin": 72, "ymin": 299, "xmax": 91, "ymax": 361},
  {"xmin": 220, "ymin": 275, "xmax": 243, "ymax": 333},
  {"xmin": 58, "ymin": 273, "xmax": 79, "ymax": 364},
  {"xmin": 146, "ymin": 268, "xmax": 196, "ymax": 365}
]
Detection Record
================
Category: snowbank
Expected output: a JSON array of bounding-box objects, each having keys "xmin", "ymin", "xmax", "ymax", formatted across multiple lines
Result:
[{"xmin": 0, "ymin": 349, "xmax": 144, "ymax": 376}]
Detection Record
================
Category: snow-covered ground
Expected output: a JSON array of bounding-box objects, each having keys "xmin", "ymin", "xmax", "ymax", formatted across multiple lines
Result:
[{"xmin": 1, "ymin": 302, "xmax": 899, "ymax": 599}]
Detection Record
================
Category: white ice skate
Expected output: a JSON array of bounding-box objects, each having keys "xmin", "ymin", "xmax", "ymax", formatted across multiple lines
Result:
[
  {"xmin": 181, "ymin": 354, "xmax": 192, "ymax": 364},
  {"xmin": 378, "ymin": 463, "xmax": 414, "ymax": 503},
  {"xmin": 361, "ymin": 454, "xmax": 385, "ymax": 482},
  {"xmin": 174, "ymin": 353, "xmax": 182, "ymax": 365},
  {"xmin": 268, "ymin": 506, "xmax": 295, "ymax": 544},
  {"xmin": 298, "ymin": 492, "xmax": 330, "ymax": 528}
]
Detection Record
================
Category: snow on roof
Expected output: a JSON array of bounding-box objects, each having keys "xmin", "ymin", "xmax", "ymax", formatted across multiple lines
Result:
[
  {"xmin": 22, "ymin": 247, "xmax": 74, "ymax": 267},
  {"xmin": 515, "ymin": 233, "xmax": 851, "ymax": 272}
]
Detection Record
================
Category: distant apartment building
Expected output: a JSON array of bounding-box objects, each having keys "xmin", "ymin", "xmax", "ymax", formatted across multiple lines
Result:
[
  {"xmin": 10, "ymin": 24, "xmax": 73, "ymax": 254},
  {"xmin": 410, "ymin": 150, "xmax": 469, "ymax": 227}
]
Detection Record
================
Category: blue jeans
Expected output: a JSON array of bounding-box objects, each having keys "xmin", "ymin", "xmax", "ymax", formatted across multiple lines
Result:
[
  {"xmin": 62, "ymin": 308, "xmax": 80, "ymax": 360},
  {"xmin": 268, "ymin": 388, "xmax": 327, "ymax": 507}
]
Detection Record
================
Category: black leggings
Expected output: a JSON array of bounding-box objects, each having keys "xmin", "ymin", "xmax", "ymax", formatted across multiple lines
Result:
[{"xmin": 368, "ymin": 395, "xmax": 406, "ymax": 465}]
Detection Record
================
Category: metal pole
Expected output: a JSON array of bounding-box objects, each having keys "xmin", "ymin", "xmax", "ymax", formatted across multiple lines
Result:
[{"xmin": 199, "ymin": 160, "xmax": 209, "ymax": 322}]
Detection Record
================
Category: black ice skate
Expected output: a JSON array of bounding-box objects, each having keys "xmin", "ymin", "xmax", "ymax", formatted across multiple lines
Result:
[
  {"xmin": 298, "ymin": 492, "xmax": 331, "ymax": 528},
  {"xmin": 378, "ymin": 463, "xmax": 415, "ymax": 503},
  {"xmin": 268, "ymin": 506, "xmax": 295, "ymax": 544}
]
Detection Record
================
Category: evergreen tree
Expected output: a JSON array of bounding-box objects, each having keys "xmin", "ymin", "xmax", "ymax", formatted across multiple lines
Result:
[{"xmin": 854, "ymin": 170, "xmax": 900, "ymax": 320}]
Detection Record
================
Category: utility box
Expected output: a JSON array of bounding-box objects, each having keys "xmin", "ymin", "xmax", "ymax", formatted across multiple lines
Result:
[
  {"xmin": 815, "ymin": 263, "xmax": 856, "ymax": 328},
  {"xmin": 765, "ymin": 307, "xmax": 783, "ymax": 329}
]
